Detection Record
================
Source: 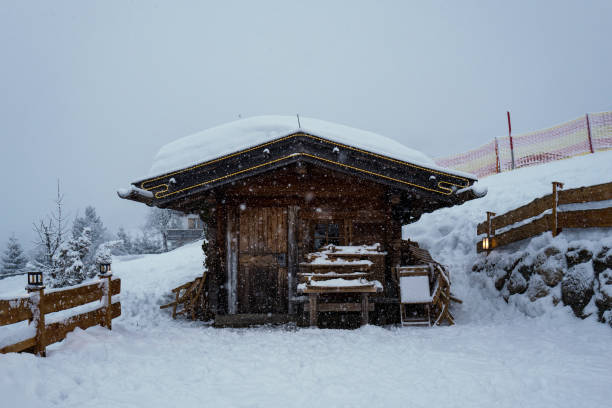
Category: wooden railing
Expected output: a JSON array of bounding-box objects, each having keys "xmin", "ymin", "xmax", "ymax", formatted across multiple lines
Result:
[
  {"xmin": 477, "ymin": 181, "xmax": 612, "ymax": 252},
  {"xmin": 0, "ymin": 275, "xmax": 121, "ymax": 356}
]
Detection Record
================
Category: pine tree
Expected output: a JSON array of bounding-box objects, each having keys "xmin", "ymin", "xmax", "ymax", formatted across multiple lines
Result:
[
  {"xmin": 51, "ymin": 227, "xmax": 92, "ymax": 287},
  {"xmin": 73, "ymin": 206, "xmax": 108, "ymax": 260},
  {"xmin": 115, "ymin": 227, "xmax": 133, "ymax": 255},
  {"xmin": 1, "ymin": 235, "xmax": 28, "ymax": 275}
]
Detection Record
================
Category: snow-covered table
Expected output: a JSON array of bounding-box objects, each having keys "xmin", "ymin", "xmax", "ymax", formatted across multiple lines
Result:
[{"xmin": 298, "ymin": 278, "xmax": 382, "ymax": 326}]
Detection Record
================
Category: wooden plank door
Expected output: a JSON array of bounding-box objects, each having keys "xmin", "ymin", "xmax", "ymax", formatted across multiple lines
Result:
[{"xmin": 238, "ymin": 207, "xmax": 288, "ymax": 313}]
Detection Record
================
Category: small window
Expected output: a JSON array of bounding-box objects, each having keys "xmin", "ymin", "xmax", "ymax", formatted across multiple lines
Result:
[{"xmin": 313, "ymin": 222, "xmax": 341, "ymax": 249}]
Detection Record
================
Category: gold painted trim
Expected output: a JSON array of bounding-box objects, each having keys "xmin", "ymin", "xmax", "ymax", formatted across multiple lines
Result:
[
  {"xmin": 146, "ymin": 152, "xmax": 468, "ymax": 200},
  {"xmin": 140, "ymin": 133, "xmax": 472, "ymax": 189}
]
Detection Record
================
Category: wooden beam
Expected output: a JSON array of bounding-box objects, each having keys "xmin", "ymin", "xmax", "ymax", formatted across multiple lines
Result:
[{"xmin": 287, "ymin": 205, "xmax": 299, "ymax": 314}]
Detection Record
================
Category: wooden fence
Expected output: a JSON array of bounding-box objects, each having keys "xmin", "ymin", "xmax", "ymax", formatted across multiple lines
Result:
[
  {"xmin": 0, "ymin": 275, "xmax": 121, "ymax": 356},
  {"xmin": 477, "ymin": 181, "xmax": 612, "ymax": 252}
]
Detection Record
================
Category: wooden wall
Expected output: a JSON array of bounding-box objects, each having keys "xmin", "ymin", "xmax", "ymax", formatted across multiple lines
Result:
[{"xmin": 211, "ymin": 163, "xmax": 402, "ymax": 314}]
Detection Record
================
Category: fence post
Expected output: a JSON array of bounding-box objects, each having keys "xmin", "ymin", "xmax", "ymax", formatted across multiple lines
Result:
[
  {"xmin": 485, "ymin": 211, "xmax": 496, "ymax": 252},
  {"xmin": 585, "ymin": 114, "xmax": 594, "ymax": 153},
  {"xmin": 494, "ymin": 138, "xmax": 500, "ymax": 173},
  {"xmin": 552, "ymin": 181, "xmax": 564, "ymax": 237},
  {"xmin": 26, "ymin": 276, "xmax": 46, "ymax": 357},
  {"xmin": 98, "ymin": 263, "xmax": 113, "ymax": 330},
  {"xmin": 507, "ymin": 111, "xmax": 515, "ymax": 170}
]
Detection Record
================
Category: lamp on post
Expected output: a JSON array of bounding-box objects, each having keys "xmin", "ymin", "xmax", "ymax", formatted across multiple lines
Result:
[
  {"xmin": 26, "ymin": 271, "xmax": 44, "ymax": 291},
  {"xmin": 98, "ymin": 262, "xmax": 112, "ymax": 277}
]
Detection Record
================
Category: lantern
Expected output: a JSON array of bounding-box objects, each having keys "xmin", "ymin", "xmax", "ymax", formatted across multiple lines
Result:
[
  {"xmin": 98, "ymin": 262, "xmax": 112, "ymax": 276},
  {"xmin": 482, "ymin": 237, "xmax": 490, "ymax": 251},
  {"xmin": 28, "ymin": 271, "xmax": 44, "ymax": 286}
]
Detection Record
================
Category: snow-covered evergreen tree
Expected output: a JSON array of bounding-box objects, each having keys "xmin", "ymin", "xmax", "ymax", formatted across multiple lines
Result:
[
  {"xmin": 50, "ymin": 227, "xmax": 92, "ymax": 287},
  {"xmin": 94, "ymin": 240, "xmax": 122, "ymax": 269},
  {"xmin": 115, "ymin": 227, "xmax": 133, "ymax": 255},
  {"xmin": 145, "ymin": 208, "xmax": 182, "ymax": 252},
  {"xmin": 132, "ymin": 230, "xmax": 162, "ymax": 254},
  {"xmin": 1, "ymin": 235, "xmax": 28, "ymax": 275},
  {"xmin": 72, "ymin": 206, "xmax": 108, "ymax": 263}
]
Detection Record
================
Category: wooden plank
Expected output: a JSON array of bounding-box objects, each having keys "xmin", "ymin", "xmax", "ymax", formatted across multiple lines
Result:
[
  {"xmin": 558, "ymin": 182, "xmax": 612, "ymax": 205},
  {"xmin": 559, "ymin": 207, "xmax": 612, "ymax": 229},
  {"xmin": 361, "ymin": 293, "xmax": 369, "ymax": 326},
  {"xmin": 42, "ymin": 283, "xmax": 103, "ymax": 314},
  {"xmin": 304, "ymin": 302, "xmax": 375, "ymax": 312},
  {"xmin": 110, "ymin": 278, "xmax": 121, "ymax": 296},
  {"xmin": 43, "ymin": 302, "xmax": 121, "ymax": 347},
  {"xmin": 309, "ymin": 294, "xmax": 317, "ymax": 326},
  {"xmin": 287, "ymin": 206, "xmax": 298, "ymax": 314},
  {"xmin": 476, "ymin": 195, "xmax": 551, "ymax": 235},
  {"xmin": 0, "ymin": 297, "xmax": 32, "ymax": 326},
  {"xmin": 302, "ymin": 285, "xmax": 379, "ymax": 293},
  {"xmin": 0, "ymin": 336, "xmax": 36, "ymax": 354},
  {"xmin": 479, "ymin": 214, "xmax": 552, "ymax": 252}
]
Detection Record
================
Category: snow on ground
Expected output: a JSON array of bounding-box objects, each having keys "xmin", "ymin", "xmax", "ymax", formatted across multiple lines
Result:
[{"xmin": 2, "ymin": 153, "xmax": 612, "ymax": 407}]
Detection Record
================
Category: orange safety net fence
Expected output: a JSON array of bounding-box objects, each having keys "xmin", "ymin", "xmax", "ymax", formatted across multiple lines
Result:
[{"xmin": 435, "ymin": 112, "xmax": 612, "ymax": 178}]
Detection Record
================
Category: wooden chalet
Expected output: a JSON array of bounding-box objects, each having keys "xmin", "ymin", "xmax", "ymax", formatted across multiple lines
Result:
[{"xmin": 119, "ymin": 116, "xmax": 483, "ymax": 327}]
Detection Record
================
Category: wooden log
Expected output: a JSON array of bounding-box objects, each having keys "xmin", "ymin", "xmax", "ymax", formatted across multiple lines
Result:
[{"xmin": 0, "ymin": 297, "xmax": 32, "ymax": 326}]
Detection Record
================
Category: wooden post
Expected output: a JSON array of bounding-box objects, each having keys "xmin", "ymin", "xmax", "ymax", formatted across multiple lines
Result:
[
  {"xmin": 309, "ymin": 294, "xmax": 318, "ymax": 327},
  {"xmin": 26, "ymin": 285, "xmax": 46, "ymax": 357},
  {"xmin": 507, "ymin": 111, "xmax": 515, "ymax": 170},
  {"xmin": 287, "ymin": 206, "xmax": 299, "ymax": 314},
  {"xmin": 485, "ymin": 211, "xmax": 496, "ymax": 252},
  {"xmin": 361, "ymin": 293, "xmax": 369, "ymax": 326},
  {"xmin": 98, "ymin": 272, "xmax": 113, "ymax": 329},
  {"xmin": 105, "ymin": 275, "xmax": 113, "ymax": 329},
  {"xmin": 226, "ymin": 206, "xmax": 238, "ymax": 314},
  {"xmin": 552, "ymin": 181, "xmax": 564, "ymax": 237},
  {"xmin": 585, "ymin": 114, "xmax": 594, "ymax": 153}
]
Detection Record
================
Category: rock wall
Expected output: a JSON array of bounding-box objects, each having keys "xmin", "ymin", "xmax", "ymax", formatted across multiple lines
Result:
[{"xmin": 472, "ymin": 238, "xmax": 612, "ymax": 325}]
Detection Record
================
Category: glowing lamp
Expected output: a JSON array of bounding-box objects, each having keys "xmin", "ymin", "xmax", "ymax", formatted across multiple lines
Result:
[
  {"xmin": 482, "ymin": 237, "xmax": 490, "ymax": 251},
  {"xmin": 28, "ymin": 271, "xmax": 43, "ymax": 286},
  {"xmin": 98, "ymin": 262, "xmax": 112, "ymax": 276}
]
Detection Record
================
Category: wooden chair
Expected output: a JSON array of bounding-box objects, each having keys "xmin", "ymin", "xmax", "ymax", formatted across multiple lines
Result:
[{"xmin": 395, "ymin": 265, "xmax": 433, "ymax": 326}]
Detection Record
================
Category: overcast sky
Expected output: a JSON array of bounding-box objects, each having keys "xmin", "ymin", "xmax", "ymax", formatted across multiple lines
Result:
[{"xmin": 1, "ymin": 0, "xmax": 611, "ymax": 250}]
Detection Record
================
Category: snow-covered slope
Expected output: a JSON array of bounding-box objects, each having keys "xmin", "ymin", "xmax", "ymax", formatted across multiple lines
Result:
[
  {"xmin": 404, "ymin": 150, "xmax": 612, "ymax": 320},
  {"xmin": 146, "ymin": 115, "xmax": 473, "ymax": 179}
]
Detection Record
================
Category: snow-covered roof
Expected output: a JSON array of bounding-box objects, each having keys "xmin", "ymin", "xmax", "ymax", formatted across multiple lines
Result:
[{"xmin": 147, "ymin": 115, "xmax": 475, "ymax": 179}]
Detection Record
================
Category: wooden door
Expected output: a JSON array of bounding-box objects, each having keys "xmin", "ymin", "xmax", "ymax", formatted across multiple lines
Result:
[{"xmin": 238, "ymin": 207, "xmax": 288, "ymax": 313}]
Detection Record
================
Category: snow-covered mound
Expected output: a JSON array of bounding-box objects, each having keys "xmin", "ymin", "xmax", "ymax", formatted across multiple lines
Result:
[
  {"xmin": 111, "ymin": 240, "xmax": 205, "ymax": 326},
  {"xmin": 147, "ymin": 115, "xmax": 472, "ymax": 178},
  {"xmin": 405, "ymin": 150, "xmax": 612, "ymax": 321}
]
